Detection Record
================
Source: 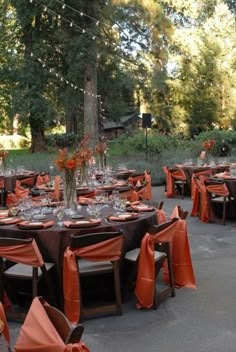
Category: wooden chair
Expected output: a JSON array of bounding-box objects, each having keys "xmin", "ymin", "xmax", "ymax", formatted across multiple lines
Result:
[
  {"xmin": 0, "ymin": 237, "xmax": 56, "ymax": 321},
  {"xmin": 162, "ymin": 166, "xmax": 187, "ymax": 198},
  {"xmin": 14, "ymin": 297, "xmax": 89, "ymax": 351},
  {"xmin": 124, "ymin": 218, "xmax": 178, "ymax": 309},
  {"xmin": 64, "ymin": 230, "xmax": 124, "ymax": 322},
  {"xmin": 205, "ymin": 179, "xmax": 232, "ymax": 225},
  {"xmin": 18, "ymin": 176, "xmax": 36, "ymax": 189},
  {"xmin": 38, "ymin": 297, "xmax": 84, "ymax": 344}
]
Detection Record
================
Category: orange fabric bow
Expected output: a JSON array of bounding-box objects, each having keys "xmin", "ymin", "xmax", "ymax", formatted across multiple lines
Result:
[
  {"xmin": 63, "ymin": 236, "xmax": 123, "ymax": 324},
  {"xmin": 14, "ymin": 297, "xmax": 90, "ymax": 352}
]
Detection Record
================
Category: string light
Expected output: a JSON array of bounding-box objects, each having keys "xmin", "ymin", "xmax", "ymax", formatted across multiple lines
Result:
[
  {"xmin": 30, "ymin": 52, "xmax": 99, "ymax": 98},
  {"xmin": 31, "ymin": 0, "xmax": 100, "ymax": 43},
  {"xmin": 26, "ymin": 0, "xmax": 159, "ymax": 71}
]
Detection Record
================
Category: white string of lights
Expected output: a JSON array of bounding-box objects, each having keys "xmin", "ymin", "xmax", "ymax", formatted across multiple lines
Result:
[
  {"xmin": 30, "ymin": 52, "xmax": 100, "ymax": 98},
  {"xmin": 53, "ymin": 0, "xmax": 108, "ymax": 28},
  {"xmin": 27, "ymin": 0, "xmax": 117, "ymax": 49},
  {"xmin": 26, "ymin": 0, "xmax": 159, "ymax": 71}
]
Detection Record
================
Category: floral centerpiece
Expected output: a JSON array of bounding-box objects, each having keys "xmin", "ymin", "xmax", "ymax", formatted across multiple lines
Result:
[
  {"xmin": 95, "ymin": 139, "xmax": 107, "ymax": 171},
  {"xmin": 54, "ymin": 137, "xmax": 92, "ymax": 210},
  {"xmin": 201, "ymin": 139, "xmax": 216, "ymax": 163}
]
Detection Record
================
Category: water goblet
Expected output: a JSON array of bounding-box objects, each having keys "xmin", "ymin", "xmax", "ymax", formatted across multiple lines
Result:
[{"xmin": 55, "ymin": 206, "xmax": 65, "ymax": 227}]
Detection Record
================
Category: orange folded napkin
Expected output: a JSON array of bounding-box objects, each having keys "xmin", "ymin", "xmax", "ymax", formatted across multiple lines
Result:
[
  {"xmin": 130, "ymin": 201, "xmax": 140, "ymax": 206},
  {"xmin": 108, "ymin": 213, "xmax": 139, "ymax": 221},
  {"xmin": 0, "ymin": 210, "xmax": 9, "ymax": 219},
  {"xmin": 97, "ymin": 185, "xmax": 115, "ymax": 190},
  {"xmin": 47, "ymin": 201, "xmax": 64, "ymax": 207},
  {"xmin": 17, "ymin": 220, "xmax": 55, "ymax": 229},
  {"xmin": 63, "ymin": 219, "xmax": 102, "ymax": 228},
  {"xmin": 131, "ymin": 205, "xmax": 154, "ymax": 212},
  {"xmin": 79, "ymin": 197, "xmax": 95, "ymax": 205},
  {"xmin": 0, "ymin": 217, "xmax": 22, "ymax": 225}
]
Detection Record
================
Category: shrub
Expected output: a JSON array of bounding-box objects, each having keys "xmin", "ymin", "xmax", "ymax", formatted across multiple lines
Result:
[{"xmin": 45, "ymin": 133, "xmax": 83, "ymax": 148}]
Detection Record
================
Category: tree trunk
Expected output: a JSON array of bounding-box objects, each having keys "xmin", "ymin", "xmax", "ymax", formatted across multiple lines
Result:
[
  {"xmin": 66, "ymin": 108, "xmax": 78, "ymax": 134},
  {"xmin": 29, "ymin": 113, "xmax": 47, "ymax": 153},
  {"xmin": 84, "ymin": 61, "xmax": 98, "ymax": 148}
]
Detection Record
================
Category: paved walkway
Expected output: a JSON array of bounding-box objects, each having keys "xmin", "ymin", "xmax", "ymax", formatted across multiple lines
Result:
[{"xmin": 8, "ymin": 186, "xmax": 236, "ymax": 351}]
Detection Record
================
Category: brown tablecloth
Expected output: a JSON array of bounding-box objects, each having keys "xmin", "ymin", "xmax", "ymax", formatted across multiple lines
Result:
[{"xmin": 0, "ymin": 206, "xmax": 157, "ymax": 301}]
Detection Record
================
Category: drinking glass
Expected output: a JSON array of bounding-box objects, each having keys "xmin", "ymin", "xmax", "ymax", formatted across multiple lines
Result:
[{"xmin": 54, "ymin": 206, "xmax": 65, "ymax": 226}]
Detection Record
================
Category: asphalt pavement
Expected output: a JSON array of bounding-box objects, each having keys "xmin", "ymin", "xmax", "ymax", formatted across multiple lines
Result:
[{"xmin": 8, "ymin": 185, "xmax": 236, "ymax": 351}]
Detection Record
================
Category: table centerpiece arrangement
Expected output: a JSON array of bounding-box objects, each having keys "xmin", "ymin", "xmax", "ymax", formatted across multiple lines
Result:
[{"xmin": 54, "ymin": 137, "xmax": 92, "ymax": 210}]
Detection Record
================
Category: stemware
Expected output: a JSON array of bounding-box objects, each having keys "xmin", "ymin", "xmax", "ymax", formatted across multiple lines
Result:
[{"xmin": 54, "ymin": 206, "xmax": 65, "ymax": 226}]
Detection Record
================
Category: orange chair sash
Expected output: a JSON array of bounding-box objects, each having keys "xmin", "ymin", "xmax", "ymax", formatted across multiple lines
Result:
[
  {"xmin": 206, "ymin": 183, "xmax": 229, "ymax": 197},
  {"xmin": 156, "ymin": 209, "xmax": 166, "ymax": 224},
  {"xmin": 144, "ymin": 171, "xmax": 152, "ymax": 200},
  {"xmin": 14, "ymin": 297, "xmax": 90, "ymax": 352},
  {"xmin": 0, "ymin": 240, "xmax": 44, "ymax": 267},
  {"xmin": 191, "ymin": 170, "xmax": 212, "ymax": 217},
  {"xmin": 120, "ymin": 190, "xmax": 138, "ymax": 202},
  {"xmin": 163, "ymin": 166, "xmax": 175, "ymax": 198},
  {"xmin": 36, "ymin": 174, "xmax": 50, "ymax": 186},
  {"xmin": 135, "ymin": 215, "xmax": 196, "ymax": 308},
  {"xmin": 0, "ymin": 302, "xmax": 10, "ymax": 344},
  {"xmin": 5, "ymin": 192, "xmax": 18, "ymax": 207},
  {"xmin": 135, "ymin": 221, "xmax": 178, "ymax": 308},
  {"xmin": 15, "ymin": 180, "xmax": 29, "ymax": 199},
  {"xmin": 63, "ymin": 236, "xmax": 123, "ymax": 324},
  {"xmin": 20, "ymin": 177, "xmax": 35, "ymax": 187},
  {"xmin": 193, "ymin": 176, "xmax": 209, "ymax": 222},
  {"xmin": 164, "ymin": 216, "xmax": 196, "ymax": 289}
]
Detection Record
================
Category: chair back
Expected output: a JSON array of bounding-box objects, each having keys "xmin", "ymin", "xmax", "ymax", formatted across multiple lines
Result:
[
  {"xmin": 64, "ymin": 231, "xmax": 124, "ymax": 324},
  {"xmin": 70, "ymin": 230, "xmax": 123, "ymax": 250},
  {"xmin": 38, "ymin": 297, "xmax": 84, "ymax": 344},
  {"xmin": 0, "ymin": 237, "xmax": 44, "ymax": 267},
  {"xmin": 14, "ymin": 297, "xmax": 89, "ymax": 351},
  {"xmin": 19, "ymin": 177, "xmax": 36, "ymax": 188},
  {"xmin": 205, "ymin": 179, "xmax": 229, "ymax": 197},
  {"xmin": 149, "ymin": 218, "xmax": 178, "ymax": 238}
]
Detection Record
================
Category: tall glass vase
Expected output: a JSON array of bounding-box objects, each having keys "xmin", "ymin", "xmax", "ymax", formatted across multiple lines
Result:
[
  {"xmin": 63, "ymin": 169, "xmax": 77, "ymax": 210},
  {"xmin": 80, "ymin": 163, "xmax": 89, "ymax": 186},
  {"xmin": 98, "ymin": 153, "xmax": 105, "ymax": 171}
]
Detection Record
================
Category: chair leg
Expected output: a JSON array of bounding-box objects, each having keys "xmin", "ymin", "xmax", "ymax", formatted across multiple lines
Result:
[
  {"xmin": 166, "ymin": 247, "xmax": 175, "ymax": 298},
  {"xmin": 113, "ymin": 262, "xmax": 122, "ymax": 315},
  {"xmin": 222, "ymin": 198, "xmax": 226, "ymax": 225}
]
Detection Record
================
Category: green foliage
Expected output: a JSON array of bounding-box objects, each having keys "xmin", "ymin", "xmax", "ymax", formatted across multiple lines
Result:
[{"xmin": 45, "ymin": 133, "xmax": 83, "ymax": 149}]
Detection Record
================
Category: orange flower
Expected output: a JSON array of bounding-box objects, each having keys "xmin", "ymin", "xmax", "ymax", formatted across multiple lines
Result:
[
  {"xmin": 202, "ymin": 139, "xmax": 216, "ymax": 150},
  {"xmin": 65, "ymin": 159, "xmax": 76, "ymax": 169},
  {"xmin": 54, "ymin": 136, "xmax": 93, "ymax": 172}
]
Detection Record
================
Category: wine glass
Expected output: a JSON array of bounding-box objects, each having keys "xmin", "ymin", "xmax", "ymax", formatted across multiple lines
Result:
[{"xmin": 54, "ymin": 206, "xmax": 65, "ymax": 227}]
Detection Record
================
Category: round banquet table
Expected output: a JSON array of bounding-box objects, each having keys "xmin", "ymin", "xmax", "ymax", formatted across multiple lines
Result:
[{"xmin": 0, "ymin": 205, "xmax": 157, "ymax": 302}]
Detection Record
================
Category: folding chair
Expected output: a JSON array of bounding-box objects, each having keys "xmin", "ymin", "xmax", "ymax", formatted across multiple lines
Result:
[
  {"xmin": 0, "ymin": 237, "xmax": 56, "ymax": 321},
  {"xmin": 63, "ymin": 230, "xmax": 124, "ymax": 323},
  {"xmin": 14, "ymin": 297, "xmax": 89, "ymax": 351},
  {"xmin": 124, "ymin": 218, "xmax": 178, "ymax": 309}
]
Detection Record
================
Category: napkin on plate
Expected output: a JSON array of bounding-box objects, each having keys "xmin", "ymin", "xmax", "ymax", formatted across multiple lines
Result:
[
  {"xmin": 63, "ymin": 219, "xmax": 101, "ymax": 228},
  {"xmin": 17, "ymin": 220, "xmax": 55, "ymax": 229},
  {"xmin": 0, "ymin": 210, "xmax": 9, "ymax": 219},
  {"xmin": 0, "ymin": 217, "xmax": 22, "ymax": 225},
  {"xmin": 108, "ymin": 213, "xmax": 139, "ymax": 221},
  {"xmin": 131, "ymin": 204, "xmax": 154, "ymax": 212}
]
